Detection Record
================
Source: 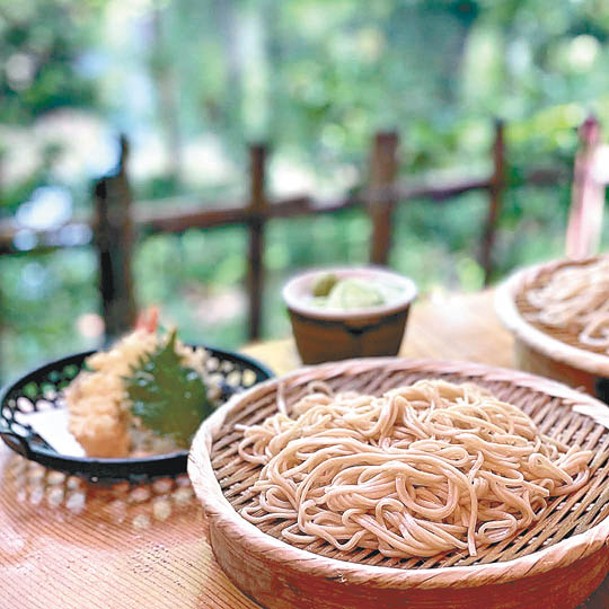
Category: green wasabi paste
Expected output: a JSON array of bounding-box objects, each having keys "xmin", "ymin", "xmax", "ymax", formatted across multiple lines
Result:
[{"xmin": 310, "ymin": 273, "xmax": 402, "ymax": 310}]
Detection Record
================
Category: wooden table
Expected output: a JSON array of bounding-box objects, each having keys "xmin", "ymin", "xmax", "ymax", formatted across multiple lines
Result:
[{"xmin": 1, "ymin": 291, "xmax": 608, "ymax": 609}]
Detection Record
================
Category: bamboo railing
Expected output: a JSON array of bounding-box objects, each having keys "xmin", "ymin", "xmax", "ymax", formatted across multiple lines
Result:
[{"xmin": 0, "ymin": 119, "xmax": 578, "ymax": 362}]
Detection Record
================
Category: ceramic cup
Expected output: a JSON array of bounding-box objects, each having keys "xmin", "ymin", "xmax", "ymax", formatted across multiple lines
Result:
[{"xmin": 282, "ymin": 266, "xmax": 418, "ymax": 365}]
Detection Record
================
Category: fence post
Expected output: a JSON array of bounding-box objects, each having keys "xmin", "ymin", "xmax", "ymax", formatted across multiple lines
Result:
[
  {"xmin": 566, "ymin": 115, "xmax": 603, "ymax": 259},
  {"xmin": 368, "ymin": 131, "xmax": 399, "ymax": 266},
  {"xmin": 0, "ymin": 149, "xmax": 3, "ymax": 382},
  {"xmin": 93, "ymin": 134, "xmax": 137, "ymax": 342},
  {"xmin": 246, "ymin": 144, "xmax": 267, "ymax": 341},
  {"xmin": 480, "ymin": 119, "xmax": 506, "ymax": 286}
]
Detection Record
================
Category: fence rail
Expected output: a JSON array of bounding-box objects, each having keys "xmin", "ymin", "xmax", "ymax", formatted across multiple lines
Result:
[{"xmin": 0, "ymin": 119, "xmax": 578, "ymax": 359}]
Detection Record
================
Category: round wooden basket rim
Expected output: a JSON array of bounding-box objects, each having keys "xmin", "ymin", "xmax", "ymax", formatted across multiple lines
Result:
[
  {"xmin": 495, "ymin": 256, "xmax": 609, "ymax": 376},
  {"xmin": 188, "ymin": 357, "xmax": 609, "ymax": 590}
]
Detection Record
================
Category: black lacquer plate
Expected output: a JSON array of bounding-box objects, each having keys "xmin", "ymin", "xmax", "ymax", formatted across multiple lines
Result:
[{"xmin": 0, "ymin": 347, "xmax": 273, "ymax": 481}]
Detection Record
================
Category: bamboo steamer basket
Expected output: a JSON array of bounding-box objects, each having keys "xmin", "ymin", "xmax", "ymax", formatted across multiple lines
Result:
[
  {"xmin": 495, "ymin": 255, "xmax": 609, "ymax": 400},
  {"xmin": 188, "ymin": 358, "xmax": 609, "ymax": 609}
]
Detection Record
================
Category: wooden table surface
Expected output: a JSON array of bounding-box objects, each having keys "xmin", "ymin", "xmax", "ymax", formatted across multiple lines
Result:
[{"xmin": 1, "ymin": 290, "xmax": 608, "ymax": 609}]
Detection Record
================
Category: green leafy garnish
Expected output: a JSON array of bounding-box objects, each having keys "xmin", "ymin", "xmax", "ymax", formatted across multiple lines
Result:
[{"xmin": 124, "ymin": 329, "xmax": 212, "ymax": 447}]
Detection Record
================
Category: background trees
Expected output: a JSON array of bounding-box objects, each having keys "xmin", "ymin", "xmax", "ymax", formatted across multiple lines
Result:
[{"xmin": 1, "ymin": 0, "xmax": 609, "ymax": 379}]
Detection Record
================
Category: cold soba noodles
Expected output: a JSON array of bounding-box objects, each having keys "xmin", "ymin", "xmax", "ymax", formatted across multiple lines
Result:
[
  {"xmin": 238, "ymin": 380, "xmax": 592, "ymax": 558},
  {"xmin": 524, "ymin": 256, "xmax": 609, "ymax": 353}
]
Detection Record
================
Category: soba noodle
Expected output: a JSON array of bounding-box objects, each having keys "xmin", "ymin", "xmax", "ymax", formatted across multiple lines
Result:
[
  {"xmin": 237, "ymin": 380, "xmax": 592, "ymax": 558},
  {"xmin": 524, "ymin": 257, "xmax": 609, "ymax": 351}
]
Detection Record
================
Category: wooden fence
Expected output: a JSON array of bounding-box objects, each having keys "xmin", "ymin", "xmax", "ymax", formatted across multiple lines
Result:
[{"xmin": 0, "ymin": 118, "xmax": 577, "ymax": 365}]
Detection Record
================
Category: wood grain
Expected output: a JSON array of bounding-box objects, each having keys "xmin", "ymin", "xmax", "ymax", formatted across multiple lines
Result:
[{"xmin": 243, "ymin": 290, "xmax": 516, "ymax": 375}]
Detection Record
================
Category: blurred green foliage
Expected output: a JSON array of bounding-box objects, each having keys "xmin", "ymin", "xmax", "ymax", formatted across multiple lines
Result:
[
  {"xmin": 0, "ymin": 1, "xmax": 99, "ymax": 123},
  {"xmin": 2, "ymin": 0, "xmax": 609, "ymax": 380}
]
